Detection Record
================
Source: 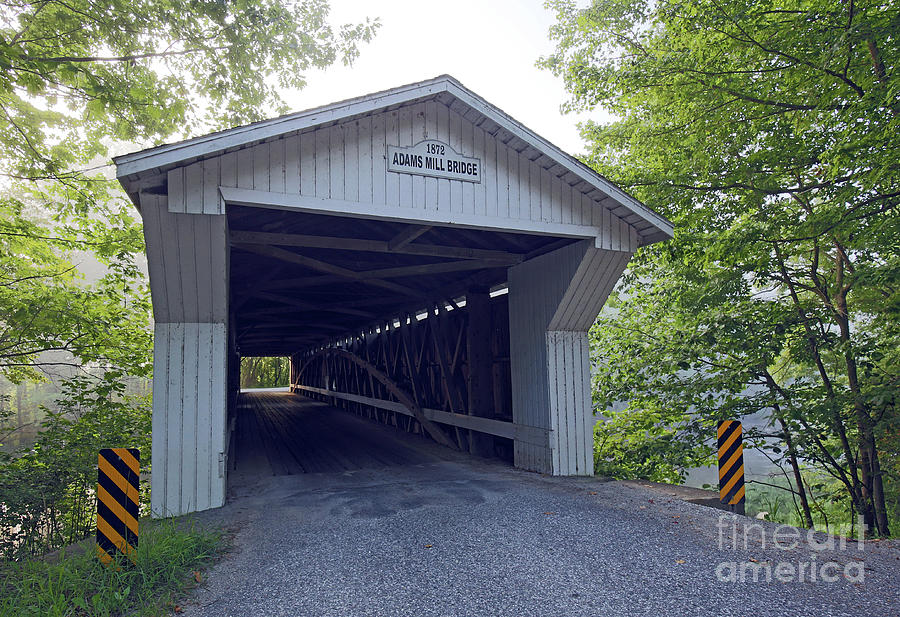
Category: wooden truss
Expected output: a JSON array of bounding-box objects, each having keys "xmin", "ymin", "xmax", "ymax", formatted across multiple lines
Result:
[{"xmin": 291, "ymin": 293, "xmax": 528, "ymax": 458}]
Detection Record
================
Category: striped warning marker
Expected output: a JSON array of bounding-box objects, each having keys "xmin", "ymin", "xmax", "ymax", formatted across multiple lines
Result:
[
  {"xmin": 717, "ymin": 421, "xmax": 745, "ymax": 514},
  {"xmin": 96, "ymin": 448, "xmax": 139, "ymax": 564}
]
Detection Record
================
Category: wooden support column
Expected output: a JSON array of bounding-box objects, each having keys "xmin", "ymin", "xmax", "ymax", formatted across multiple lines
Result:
[
  {"xmin": 507, "ymin": 240, "xmax": 633, "ymax": 476},
  {"xmin": 141, "ymin": 188, "xmax": 230, "ymax": 518},
  {"xmin": 466, "ymin": 287, "xmax": 495, "ymax": 457}
]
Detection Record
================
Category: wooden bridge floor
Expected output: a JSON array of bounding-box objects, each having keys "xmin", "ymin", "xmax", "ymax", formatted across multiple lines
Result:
[{"xmin": 233, "ymin": 390, "xmax": 455, "ymax": 476}]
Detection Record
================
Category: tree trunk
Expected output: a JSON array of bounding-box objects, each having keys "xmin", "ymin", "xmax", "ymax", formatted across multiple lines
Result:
[
  {"xmin": 774, "ymin": 245, "xmax": 870, "ymax": 527},
  {"xmin": 833, "ymin": 281, "xmax": 890, "ymax": 536},
  {"xmin": 777, "ymin": 417, "xmax": 815, "ymax": 528}
]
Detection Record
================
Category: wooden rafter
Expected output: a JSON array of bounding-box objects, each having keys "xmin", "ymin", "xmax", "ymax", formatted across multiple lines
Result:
[
  {"xmin": 239, "ymin": 335, "xmax": 323, "ymax": 345},
  {"xmin": 239, "ymin": 334, "xmax": 326, "ymax": 344},
  {"xmin": 252, "ymin": 276, "xmax": 335, "ymax": 291},
  {"xmin": 254, "ymin": 291, "xmax": 375, "ymax": 318},
  {"xmin": 240, "ymin": 322, "xmax": 351, "ymax": 331},
  {"xmin": 231, "ymin": 265, "xmax": 285, "ymax": 312},
  {"xmin": 335, "ymin": 268, "xmax": 505, "ymax": 347},
  {"xmin": 359, "ymin": 259, "xmax": 497, "ymax": 279},
  {"xmin": 238, "ymin": 306, "xmax": 310, "ymax": 317},
  {"xmin": 388, "ymin": 225, "xmax": 432, "ymax": 250},
  {"xmin": 231, "ymin": 230, "xmax": 523, "ymax": 264},
  {"xmin": 242, "ymin": 258, "xmax": 497, "ymax": 294},
  {"xmin": 237, "ymin": 244, "xmax": 421, "ymax": 297}
]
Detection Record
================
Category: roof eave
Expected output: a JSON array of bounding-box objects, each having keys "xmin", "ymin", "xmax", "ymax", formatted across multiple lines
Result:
[{"xmin": 113, "ymin": 76, "xmax": 455, "ymax": 180}]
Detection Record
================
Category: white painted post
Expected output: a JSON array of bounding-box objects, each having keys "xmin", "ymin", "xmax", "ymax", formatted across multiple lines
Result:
[
  {"xmin": 507, "ymin": 241, "xmax": 632, "ymax": 476},
  {"xmin": 141, "ymin": 189, "xmax": 230, "ymax": 518}
]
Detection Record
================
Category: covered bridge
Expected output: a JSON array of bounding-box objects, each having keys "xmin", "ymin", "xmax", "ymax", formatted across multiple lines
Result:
[{"xmin": 114, "ymin": 76, "xmax": 673, "ymax": 517}]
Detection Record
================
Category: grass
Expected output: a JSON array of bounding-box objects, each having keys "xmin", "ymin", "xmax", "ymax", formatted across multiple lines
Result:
[{"xmin": 0, "ymin": 518, "xmax": 224, "ymax": 617}]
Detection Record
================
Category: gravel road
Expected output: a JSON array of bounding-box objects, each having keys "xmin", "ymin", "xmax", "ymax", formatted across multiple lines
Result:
[{"xmin": 183, "ymin": 407, "xmax": 899, "ymax": 617}]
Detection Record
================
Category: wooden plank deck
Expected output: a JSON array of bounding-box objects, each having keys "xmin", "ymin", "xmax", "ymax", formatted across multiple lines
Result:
[{"xmin": 234, "ymin": 390, "xmax": 453, "ymax": 476}]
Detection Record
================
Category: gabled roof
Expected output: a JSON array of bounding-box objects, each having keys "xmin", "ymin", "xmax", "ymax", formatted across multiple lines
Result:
[{"xmin": 114, "ymin": 75, "xmax": 673, "ymax": 244}]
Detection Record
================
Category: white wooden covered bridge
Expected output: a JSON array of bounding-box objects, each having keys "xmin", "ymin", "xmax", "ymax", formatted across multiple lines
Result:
[{"xmin": 114, "ymin": 76, "xmax": 673, "ymax": 517}]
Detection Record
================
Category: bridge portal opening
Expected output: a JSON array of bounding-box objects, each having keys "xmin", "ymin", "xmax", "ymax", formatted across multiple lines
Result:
[
  {"xmin": 239, "ymin": 356, "xmax": 290, "ymax": 390},
  {"xmin": 226, "ymin": 207, "xmax": 562, "ymax": 479}
]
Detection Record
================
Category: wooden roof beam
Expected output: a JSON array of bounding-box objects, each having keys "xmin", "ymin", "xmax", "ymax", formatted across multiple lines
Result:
[
  {"xmin": 254, "ymin": 291, "xmax": 376, "ymax": 318},
  {"xmin": 231, "ymin": 265, "xmax": 285, "ymax": 312},
  {"xmin": 388, "ymin": 225, "xmax": 432, "ymax": 250},
  {"xmin": 230, "ymin": 230, "xmax": 523, "ymax": 265},
  {"xmin": 240, "ymin": 322, "xmax": 350, "ymax": 332},
  {"xmin": 248, "ymin": 258, "xmax": 498, "ymax": 291},
  {"xmin": 237, "ymin": 244, "xmax": 422, "ymax": 298},
  {"xmin": 359, "ymin": 259, "xmax": 497, "ymax": 279}
]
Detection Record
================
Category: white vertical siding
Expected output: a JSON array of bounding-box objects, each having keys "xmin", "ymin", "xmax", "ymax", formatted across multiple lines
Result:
[
  {"xmin": 150, "ymin": 322, "xmax": 228, "ymax": 517},
  {"xmin": 508, "ymin": 241, "xmax": 632, "ymax": 476},
  {"xmin": 284, "ymin": 134, "xmax": 301, "ymax": 194},
  {"xmin": 549, "ymin": 249, "xmax": 633, "ymax": 332},
  {"xmin": 140, "ymin": 196, "xmax": 229, "ymax": 324},
  {"xmin": 140, "ymin": 194, "xmax": 170, "ymax": 322},
  {"xmin": 140, "ymin": 191, "xmax": 230, "ymax": 517},
  {"xmin": 344, "ymin": 122, "xmax": 358, "ymax": 203},
  {"xmin": 149, "ymin": 322, "xmax": 169, "ymax": 517},
  {"xmin": 547, "ymin": 331, "xmax": 593, "ymax": 476},
  {"xmin": 173, "ymin": 100, "xmax": 640, "ymax": 241},
  {"xmin": 508, "ymin": 241, "xmax": 589, "ymax": 473},
  {"xmin": 167, "ymin": 161, "xmax": 223, "ymax": 215}
]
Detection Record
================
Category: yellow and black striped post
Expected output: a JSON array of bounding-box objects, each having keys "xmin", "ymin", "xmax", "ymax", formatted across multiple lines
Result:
[
  {"xmin": 96, "ymin": 448, "xmax": 139, "ymax": 564},
  {"xmin": 717, "ymin": 421, "xmax": 745, "ymax": 515}
]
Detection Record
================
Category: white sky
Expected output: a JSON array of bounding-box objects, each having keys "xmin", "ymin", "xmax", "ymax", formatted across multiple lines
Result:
[{"xmin": 284, "ymin": 0, "xmax": 599, "ymax": 157}]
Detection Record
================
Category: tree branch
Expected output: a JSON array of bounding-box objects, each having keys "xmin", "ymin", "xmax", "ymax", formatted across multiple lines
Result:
[{"xmin": 22, "ymin": 45, "xmax": 229, "ymax": 64}]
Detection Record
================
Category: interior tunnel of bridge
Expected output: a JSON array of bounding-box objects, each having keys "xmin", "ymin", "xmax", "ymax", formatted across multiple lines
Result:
[
  {"xmin": 228, "ymin": 205, "xmax": 575, "ymax": 356},
  {"xmin": 232, "ymin": 390, "xmax": 459, "ymax": 477},
  {"xmin": 227, "ymin": 205, "xmax": 580, "ymax": 470}
]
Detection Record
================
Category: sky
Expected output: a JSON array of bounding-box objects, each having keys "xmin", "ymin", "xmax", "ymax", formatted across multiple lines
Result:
[{"xmin": 285, "ymin": 0, "xmax": 598, "ymax": 157}]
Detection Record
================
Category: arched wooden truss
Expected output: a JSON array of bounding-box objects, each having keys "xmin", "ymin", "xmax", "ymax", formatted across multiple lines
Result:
[
  {"xmin": 291, "ymin": 294, "xmax": 540, "ymax": 459},
  {"xmin": 292, "ymin": 346, "xmax": 458, "ymax": 450}
]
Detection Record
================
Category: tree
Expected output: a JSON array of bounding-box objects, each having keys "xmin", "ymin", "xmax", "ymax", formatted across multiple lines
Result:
[
  {"xmin": 543, "ymin": 0, "xmax": 898, "ymax": 535},
  {"xmin": 240, "ymin": 356, "xmax": 289, "ymax": 389},
  {"xmin": 0, "ymin": 0, "xmax": 379, "ymax": 559},
  {"xmin": 0, "ymin": 0, "xmax": 378, "ymax": 380},
  {"xmin": 0, "ymin": 197, "xmax": 152, "ymax": 380}
]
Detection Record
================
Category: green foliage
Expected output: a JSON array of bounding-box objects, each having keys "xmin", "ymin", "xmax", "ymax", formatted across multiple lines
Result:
[
  {"xmin": 0, "ymin": 196, "xmax": 153, "ymax": 381},
  {"xmin": 0, "ymin": 0, "xmax": 378, "ymax": 578},
  {"xmin": 240, "ymin": 356, "xmax": 289, "ymax": 389},
  {"xmin": 880, "ymin": 411, "xmax": 900, "ymax": 529},
  {"xmin": 592, "ymin": 402, "xmax": 713, "ymax": 484},
  {"xmin": 0, "ymin": 519, "xmax": 222, "ymax": 617},
  {"xmin": 0, "ymin": 0, "xmax": 379, "ymax": 381},
  {"xmin": 1, "ymin": 0, "xmax": 379, "ymax": 176},
  {"xmin": 544, "ymin": 0, "xmax": 898, "ymax": 534},
  {"xmin": 0, "ymin": 373, "xmax": 151, "ymax": 560},
  {"xmin": 746, "ymin": 475, "xmax": 864, "ymax": 534}
]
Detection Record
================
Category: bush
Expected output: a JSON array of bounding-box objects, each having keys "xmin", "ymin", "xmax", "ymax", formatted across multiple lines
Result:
[
  {"xmin": 593, "ymin": 405, "xmax": 714, "ymax": 484},
  {"xmin": 0, "ymin": 373, "xmax": 151, "ymax": 560}
]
